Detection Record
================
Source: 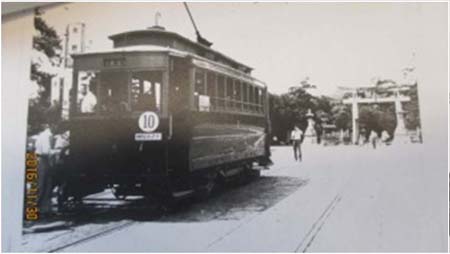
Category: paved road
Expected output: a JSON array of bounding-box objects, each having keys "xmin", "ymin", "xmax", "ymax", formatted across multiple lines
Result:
[{"xmin": 20, "ymin": 144, "xmax": 447, "ymax": 252}]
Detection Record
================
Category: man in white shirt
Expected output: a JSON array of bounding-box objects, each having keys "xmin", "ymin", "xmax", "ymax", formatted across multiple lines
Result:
[
  {"xmin": 291, "ymin": 125, "xmax": 304, "ymax": 162},
  {"xmin": 34, "ymin": 123, "xmax": 57, "ymax": 216},
  {"xmin": 80, "ymin": 84, "xmax": 97, "ymax": 113},
  {"xmin": 370, "ymin": 130, "xmax": 378, "ymax": 149}
]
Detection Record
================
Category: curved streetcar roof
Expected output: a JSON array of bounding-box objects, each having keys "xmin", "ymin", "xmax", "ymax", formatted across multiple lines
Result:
[
  {"xmin": 73, "ymin": 43, "xmax": 266, "ymax": 88},
  {"xmin": 72, "ymin": 45, "xmax": 189, "ymax": 58},
  {"xmin": 108, "ymin": 28, "xmax": 253, "ymax": 73}
]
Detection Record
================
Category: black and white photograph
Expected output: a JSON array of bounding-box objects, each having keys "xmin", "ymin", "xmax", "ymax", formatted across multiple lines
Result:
[{"xmin": 1, "ymin": 1, "xmax": 448, "ymax": 252}]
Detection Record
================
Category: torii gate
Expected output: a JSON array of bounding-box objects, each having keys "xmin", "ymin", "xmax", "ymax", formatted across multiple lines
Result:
[{"xmin": 342, "ymin": 87, "xmax": 411, "ymax": 144}]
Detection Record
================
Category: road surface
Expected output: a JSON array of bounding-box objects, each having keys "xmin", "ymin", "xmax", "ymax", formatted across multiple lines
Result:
[{"xmin": 20, "ymin": 144, "xmax": 447, "ymax": 252}]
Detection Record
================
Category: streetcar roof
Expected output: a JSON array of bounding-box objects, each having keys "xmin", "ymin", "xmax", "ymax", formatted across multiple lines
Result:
[
  {"xmin": 73, "ymin": 45, "xmax": 267, "ymax": 89},
  {"xmin": 72, "ymin": 45, "xmax": 189, "ymax": 58},
  {"xmin": 108, "ymin": 28, "xmax": 254, "ymax": 73}
]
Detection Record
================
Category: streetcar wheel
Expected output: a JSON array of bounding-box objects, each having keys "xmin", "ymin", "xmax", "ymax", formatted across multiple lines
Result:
[
  {"xmin": 240, "ymin": 164, "xmax": 261, "ymax": 184},
  {"xmin": 111, "ymin": 187, "xmax": 127, "ymax": 200},
  {"xmin": 56, "ymin": 182, "xmax": 68, "ymax": 213},
  {"xmin": 195, "ymin": 174, "xmax": 217, "ymax": 200},
  {"xmin": 247, "ymin": 168, "xmax": 261, "ymax": 178},
  {"xmin": 56, "ymin": 181, "xmax": 82, "ymax": 213}
]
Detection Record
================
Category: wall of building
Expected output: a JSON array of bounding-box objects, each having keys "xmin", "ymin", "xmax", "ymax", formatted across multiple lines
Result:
[{"xmin": 2, "ymin": 10, "xmax": 34, "ymax": 252}]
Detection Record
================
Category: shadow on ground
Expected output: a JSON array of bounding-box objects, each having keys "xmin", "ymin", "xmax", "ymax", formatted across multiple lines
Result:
[
  {"xmin": 163, "ymin": 176, "xmax": 309, "ymax": 222},
  {"xmin": 23, "ymin": 175, "xmax": 308, "ymax": 234}
]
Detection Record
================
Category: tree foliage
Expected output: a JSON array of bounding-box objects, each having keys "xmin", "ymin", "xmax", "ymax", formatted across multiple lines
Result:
[
  {"xmin": 269, "ymin": 86, "xmax": 335, "ymax": 142},
  {"xmin": 33, "ymin": 14, "xmax": 62, "ymax": 58},
  {"xmin": 269, "ymin": 78, "xmax": 421, "ymax": 144},
  {"xmin": 28, "ymin": 9, "xmax": 62, "ymax": 134},
  {"xmin": 31, "ymin": 10, "xmax": 62, "ymax": 94},
  {"xmin": 358, "ymin": 105, "xmax": 396, "ymax": 141},
  {"xmin": 331, "ymin": 104, "xmax": 351, "ymax": 131}
]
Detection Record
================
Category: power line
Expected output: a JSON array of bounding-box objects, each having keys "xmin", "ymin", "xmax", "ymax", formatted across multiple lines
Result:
[{"xmin": 183, "ymin": 2, "xmax": 212, "ymax": 47}]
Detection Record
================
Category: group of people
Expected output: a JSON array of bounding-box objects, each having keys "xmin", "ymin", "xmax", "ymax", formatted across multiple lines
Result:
[
  {"xmin": 32, "ymin": 122, "xmax": 70, "ymax": 219},
  {"xmin": 359, "ymin": 128, "xmax": 392, "ymax": 149},
  {"xmin": 289, "ymin": 125, "xmax": 389, "ymax": 162}
]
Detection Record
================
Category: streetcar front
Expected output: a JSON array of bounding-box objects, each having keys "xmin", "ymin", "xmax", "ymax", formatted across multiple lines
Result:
[{"xmin": 67, "ymin": 51, "xmax": 171, "ymax": 195}]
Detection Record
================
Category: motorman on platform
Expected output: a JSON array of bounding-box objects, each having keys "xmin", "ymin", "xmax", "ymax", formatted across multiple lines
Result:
[{"xmin": 80, "ymin": 84, "xmax": 97, "ymax": 113}]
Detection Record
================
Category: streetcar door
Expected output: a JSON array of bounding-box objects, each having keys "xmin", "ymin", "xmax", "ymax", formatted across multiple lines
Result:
[
  {"xmin": 169, "ymin": 58, "xmax": 190, "ymax": 114},
  {"xmin": 168, "ymin": 57, "xmax": 191, "ymax": 184}
]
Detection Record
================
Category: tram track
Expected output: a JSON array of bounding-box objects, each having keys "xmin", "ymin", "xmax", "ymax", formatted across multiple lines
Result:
[
  {"xmin": 26, "ymin": 196, "xmax": 161, "ymax": 252},
  {"xmin": 22, "ymin": 174, "xmax": 305, "ymax": 252},
  {"xmin": 294, "ymin": 193, "xmax": 342, "ymax": 253},
  {"xmin": 48, "ymin": 220, "xmax": 136, "ymax": 252},
  {"xmin": 45, "ymin": 205, "xmax": 158, "ymax": 252}
]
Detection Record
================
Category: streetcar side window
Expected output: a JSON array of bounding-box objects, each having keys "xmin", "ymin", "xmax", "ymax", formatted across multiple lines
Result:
[
  {"xmin": 226, "ymin": 77, "xmax": 234, "ymax": 110},
  {"xmin": 207, "ymin": 72, "xmax": 216, "ymax": 109},
  {"xmin": 195, "ymin": 69, "xmax": 212, "ymax": 112},
  {"xmin": 235, "ymin": 80, "xmax": 242, "ymax": 111},
  {"xmin": 250, "ymin": 86, "xmax": 255, "ymax": 112},
  {"xmin": 258, "ymin": 87, "xmax": 263, "ymax": 113},
  {"xmin": 254, "ymin": 86, "xmax": 259, "ymax": 113},
  {"xmin": 194, "ymin": 70, "xmax": 205, "ymax": 95},
  {"xmin": 242, "ymin": 82, "xmax": 249, "ymax": 111},
  {"xmin": 217, "ymin": 75, "xmax": 225, "ymax": 110},
  {"xmin": 262, "ymin": 89, "xmax": 266, "ymax": 113},
  {"xmin": 188, "ymin": 68, "xmax": 265, "ymax": 115},
  {"xmin": 232, "ymin": 79, "xmax": 239, "ymax": 111},
  {"xmin": 130, "ymin": 71, "xmax": 162, "ymax": 112}
]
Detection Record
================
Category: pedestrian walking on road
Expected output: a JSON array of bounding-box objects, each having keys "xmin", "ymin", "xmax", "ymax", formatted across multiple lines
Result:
[
  {"xmin": 291, "ymin": 125, "xmax": 304, "ymax": 162},
  {"xmin": 369, "ymin": 130, "xmax": 378, "ymax": 149}
]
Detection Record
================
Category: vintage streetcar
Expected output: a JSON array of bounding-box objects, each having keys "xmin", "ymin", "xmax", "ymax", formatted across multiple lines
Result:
[{"xmin": 59, "ymin": 25, "xmax": 271, "ymax": 207}]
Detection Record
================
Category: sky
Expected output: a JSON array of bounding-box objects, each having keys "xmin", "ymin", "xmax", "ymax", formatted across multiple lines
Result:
[{"xmin": 39, "ymin": 2, "xmax": 446, "ymax": 95}]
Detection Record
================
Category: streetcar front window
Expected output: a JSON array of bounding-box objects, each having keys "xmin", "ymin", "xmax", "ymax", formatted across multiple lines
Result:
[
  {"xmin": 75, "ymin": 70, "xmax": 164, "ymax": 115},
  {"xmin": 76, "ymin": 71, "xmax": 99, "ymax": 114},
  {"xmin": 98, "ymin": 71, "xmax": 129, "ymax": 113},
  {"xmin": 131, "ymin": 71, "xmax": 162, "ymax": 112}
]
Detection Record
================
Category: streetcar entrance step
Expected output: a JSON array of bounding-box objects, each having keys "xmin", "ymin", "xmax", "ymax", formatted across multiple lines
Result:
[
  {"xmin": 23, "ymin": 221, "xmax": 73, "ymax": 234},
  {"xmin": 172, "ymin": 189, "xmax": 194, "ymax": 198}
]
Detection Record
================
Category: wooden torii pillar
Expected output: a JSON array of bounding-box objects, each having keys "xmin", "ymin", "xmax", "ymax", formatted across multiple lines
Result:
[{"xmin": 343, "ymin": 88, "xmax": 411, "ymax": 144}]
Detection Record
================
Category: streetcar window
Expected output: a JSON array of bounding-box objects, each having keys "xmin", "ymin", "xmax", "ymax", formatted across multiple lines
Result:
[
  {"xmin": 217, "ymin": 75, "xmax": 225, "ymax": 109},
  {"xmin": 242, "ymin": 82, "xmax": 248, "ymax": 111},
  {"xmin": 207, "ymin": 72, "xmax": 216, "ymax": 108},
  {"xmin": 252, "ymin": 86, "xmax": 258, "ymax": 112},
  {"xmin": 131, "ymin": 71, "xmax": 162, "ymax": 112},
  {"xmin": 206, "ymin": 72, "xmax": 216, "ymax": 97},
  {"xmin": 255, "ymin": 86, "xmax": 260, "ymax": 112},
  {"xmin": 194, "ymin": 70, "xmax": 205, "ymax": 95},
  {"xmin": 254, "ymin": 86, "xmax": 258, "ymax": 112},
  {"xmin": 76, "ymin": 70, "xmax": 99, "ymax": 114},
  {"xmin": 99, "ymin": 71, "xmax": 129, "ymax": 112},
  {"xmin": 260, "ymin": 89, "xmax": 266, "ymax": 112},
  {"xmin": 226, "ymin": 77, "xmax": 234, "ymax": 110},
  {"xmin": 256, "ymin": 88, "xmax": 260, "ymax": 112},
  {"xmin": 235, "ymin": 80, "xmax": 242, "ymax": 110},
  {"xmin": 249, "ymin": 85, "xmax": 254, "ymax": 112},
  {"xmin": 194, "ymin": 70, "xmax": 212, "ymax": 111},
  {"xmin": 257, "ymin": 88, "xmax": 262, "ymax": 112}
]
